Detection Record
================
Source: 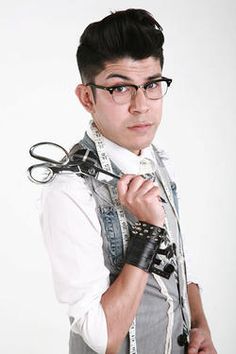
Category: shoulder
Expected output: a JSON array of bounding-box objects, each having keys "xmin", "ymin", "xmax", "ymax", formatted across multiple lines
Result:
[{"xmin": 40, "ymin": 173, "xmax": 93, "ymax": 206}]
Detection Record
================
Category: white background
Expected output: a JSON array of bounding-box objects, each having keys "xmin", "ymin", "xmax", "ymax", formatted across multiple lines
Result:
[{"xmin": 1, "ymin": 0, "xmax": 235, "ymax": 353}]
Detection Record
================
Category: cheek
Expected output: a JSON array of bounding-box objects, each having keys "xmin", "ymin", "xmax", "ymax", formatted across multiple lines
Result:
[
  {"xmin": 156, "ymin": 99, "xmax": 163, "ymax": 112},
  {"xmin": 93, "ymin": 104, "xmax": 126, "ymax": 135},
  {"xmin": 102, "ymin": 105, "xmax": 128, "ymax": 127},
  {"xmin": 153, "ymin": 102, "xmax": 163, "ymax": 121}
]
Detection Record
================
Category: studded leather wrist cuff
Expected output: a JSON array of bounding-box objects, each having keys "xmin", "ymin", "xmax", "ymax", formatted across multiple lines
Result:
[
  {"xmin": 125, "ymin": 221, "xmax": 168, "ymax": 273},
  {"xmin": 131, "ymin": 221, "xmax": 167, "ymax": 241}
]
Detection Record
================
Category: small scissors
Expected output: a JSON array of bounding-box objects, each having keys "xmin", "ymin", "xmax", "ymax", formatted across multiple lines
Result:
[{"xmin": 27, "ymin": 142, "xmax": 120, "ymax": 184}]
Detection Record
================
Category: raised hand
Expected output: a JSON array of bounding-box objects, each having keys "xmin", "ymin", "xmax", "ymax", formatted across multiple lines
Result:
[{"xmin": 117, "ymin": 174, "xmax": 165, "ymax": 227}]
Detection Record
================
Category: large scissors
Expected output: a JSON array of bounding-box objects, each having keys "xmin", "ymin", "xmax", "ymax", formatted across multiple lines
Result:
[
  {"xmin": 27, "ymin": 142, "xmax": 120, "ymax": 184},
  {"xmin": 27, "ymin": 141, "xmax": 167, "ymax": 203}
]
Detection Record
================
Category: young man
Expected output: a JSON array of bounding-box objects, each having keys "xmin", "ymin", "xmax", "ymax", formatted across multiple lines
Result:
[{"xmin": 40, "ymin": 9, "xmax": 217, "ymax": 354}]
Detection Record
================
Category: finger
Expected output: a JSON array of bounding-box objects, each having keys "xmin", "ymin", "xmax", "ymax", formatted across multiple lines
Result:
[
  {"xmin": 125, "ymin": 176, "xmax": 148, "ymax": 206},
  {"xmin": 117, "ymin": 174, "xmax": 136, "ymax": 202},
  {"xmin": 188, "ymin": 348, "xmax": 198, "ymax": 354},
  {"xmin": 188, "ymin": 331, "xmax": 204, "ymax": 353},
  {"xmin": 142, "ymin": 186, "xmax": 162, "ymax": 202},
  {"xmin": 134, "ymin": 178, "xmax": 155, "ymax": 196},
  {"xmin": 188, "ymin": 341, "xmax": 201, "ymax": 353},
  {"xmin": 126, "ymin": 175, "xmax": 146, "ymax": 194}
]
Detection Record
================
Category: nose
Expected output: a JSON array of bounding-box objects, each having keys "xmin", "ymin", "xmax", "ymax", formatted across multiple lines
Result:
[{"xmin": 129, "ymin": 88, "xmax": 149, "ymax": 114}]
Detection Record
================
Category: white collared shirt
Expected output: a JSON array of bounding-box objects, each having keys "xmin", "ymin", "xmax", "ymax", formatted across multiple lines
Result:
[{"xmin": 40, "ymin": 127, "xmax": 198, "ymax": 354}]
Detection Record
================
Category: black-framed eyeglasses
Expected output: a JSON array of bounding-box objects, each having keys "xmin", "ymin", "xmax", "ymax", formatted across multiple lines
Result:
[{"xmin": 86, "ymin": 77, "xmax": 172, "ymax": 105}]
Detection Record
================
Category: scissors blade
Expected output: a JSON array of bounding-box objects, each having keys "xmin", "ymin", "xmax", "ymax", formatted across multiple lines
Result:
[{"xmin": 70, "ymin": 149, "xmax": 120, "ymax": 180}]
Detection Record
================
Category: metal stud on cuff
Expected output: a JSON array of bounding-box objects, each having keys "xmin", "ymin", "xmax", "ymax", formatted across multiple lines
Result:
[{"xmin": 131, "ymin": 221, "xmax": 167, "ymax": 242}]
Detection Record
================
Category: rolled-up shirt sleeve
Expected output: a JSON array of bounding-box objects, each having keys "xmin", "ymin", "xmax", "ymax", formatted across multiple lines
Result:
[{"xmin": 40, "ymin": 174, "xmax": 110, "ymax": 354}]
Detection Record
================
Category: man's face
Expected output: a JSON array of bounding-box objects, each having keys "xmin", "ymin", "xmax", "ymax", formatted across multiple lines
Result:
[{"xmin": 84, "ymin": 57, "xmax": 164, "ymax": 155}]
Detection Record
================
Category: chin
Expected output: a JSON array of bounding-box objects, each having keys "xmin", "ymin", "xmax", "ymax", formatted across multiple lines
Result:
[
  {"xmin": 135, "ymin": 138, "xmax": 153, "ymax": 149},
  {"xmin": 127, "ymin": 140, "xmax": 153, "ymax": 154}
]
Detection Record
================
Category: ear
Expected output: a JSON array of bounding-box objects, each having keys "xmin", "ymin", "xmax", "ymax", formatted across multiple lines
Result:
[{"xmin": 75, "ymin": 84, "xmax": 95, "ymax": 113}]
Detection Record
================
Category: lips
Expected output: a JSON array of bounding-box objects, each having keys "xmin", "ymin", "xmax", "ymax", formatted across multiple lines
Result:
[{"xmin": 128, "ymin": 122, "xmax": 152, "ymax": 130}]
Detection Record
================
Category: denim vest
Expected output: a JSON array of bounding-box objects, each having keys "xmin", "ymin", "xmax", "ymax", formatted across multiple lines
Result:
[{"xmin": 69, "ymin": 133, "xmax": 189, "ymax": 354}]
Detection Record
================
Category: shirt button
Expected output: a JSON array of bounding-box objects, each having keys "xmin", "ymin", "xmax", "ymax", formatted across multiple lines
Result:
[{"xmin": 177, "ymin": 333, "xmax": 188, "ymax": 346}]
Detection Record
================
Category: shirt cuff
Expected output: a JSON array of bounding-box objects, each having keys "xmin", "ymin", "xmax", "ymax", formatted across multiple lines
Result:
[{"xmin": 69, "ymin": 301, "xmax": 108, "ymax": 354}]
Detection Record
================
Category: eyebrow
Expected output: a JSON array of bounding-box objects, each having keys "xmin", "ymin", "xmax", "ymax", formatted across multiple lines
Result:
[{"xmin": 105, "ymin": 73, "xmax": 162, "ymax": 81}]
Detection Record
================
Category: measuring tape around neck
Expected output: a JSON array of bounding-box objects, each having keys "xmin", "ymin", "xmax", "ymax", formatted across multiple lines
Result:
[{"xmin": 90, "ymin": 121, "xmax": 137, "ymax": 354}]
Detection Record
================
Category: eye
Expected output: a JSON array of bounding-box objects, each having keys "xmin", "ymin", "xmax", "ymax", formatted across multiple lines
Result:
[
  {"xmin": 112, "ymin": 85, "xmax": 130, "ymax": 94},
  {"xmin": 145, "ymin": 81, "xmax": 160, "ymax": 90}
]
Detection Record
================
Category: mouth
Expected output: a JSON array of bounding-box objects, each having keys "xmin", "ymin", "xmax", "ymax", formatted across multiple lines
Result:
[{"xmin": 127, "ymin": 122, "xmax": 153, "ymax": 132}]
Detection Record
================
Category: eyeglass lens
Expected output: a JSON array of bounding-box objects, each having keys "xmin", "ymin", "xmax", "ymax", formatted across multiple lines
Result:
[{"xmin": 112, "ymin": 81, "xmax": 168, "ymax": 104}]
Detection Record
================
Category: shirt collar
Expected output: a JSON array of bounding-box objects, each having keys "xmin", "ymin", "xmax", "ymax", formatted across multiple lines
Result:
[{"xmin": 87, "ymin": 125, "xmax": 157, "ymax": 174}]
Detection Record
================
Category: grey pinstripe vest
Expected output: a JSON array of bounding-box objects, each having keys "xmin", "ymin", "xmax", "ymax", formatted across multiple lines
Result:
[{"xmin": 69, "ymin": 133, "xmax": 189, "ymax": 354}]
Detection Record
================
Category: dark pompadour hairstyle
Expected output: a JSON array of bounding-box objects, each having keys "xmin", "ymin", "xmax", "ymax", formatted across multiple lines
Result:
[{"xmin": 76, "ymin": 8, "xmax": 165, "ymax": 83}]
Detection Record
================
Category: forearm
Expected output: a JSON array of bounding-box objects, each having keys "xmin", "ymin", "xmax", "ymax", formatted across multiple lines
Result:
[
  {"xmin": 101, "ymin": 264, "xmax": 148, "ymax": 354},
  {"xmin": 187, "ymin": 283, "xmax": 217, "ymax": 353},
  {"xmin": 187, "ymin": 282, "xmax": 210, "ymax": 333}
]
